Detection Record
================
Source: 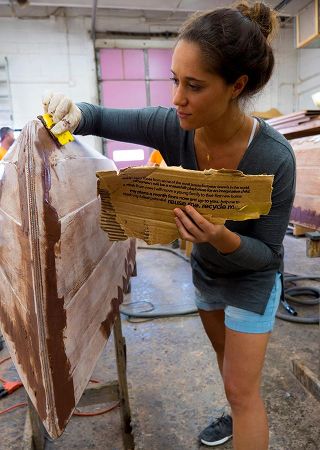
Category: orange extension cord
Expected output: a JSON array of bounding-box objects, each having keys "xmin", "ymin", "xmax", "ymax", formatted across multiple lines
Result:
[{"xmin": 0, "ymin": 356, "xmax": 120, "ymax": 417}]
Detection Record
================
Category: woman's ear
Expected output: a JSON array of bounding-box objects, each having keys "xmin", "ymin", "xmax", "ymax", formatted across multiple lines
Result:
[{"xmin": 231, "ymin": 74, "xmax": 248, "ymax": 99}]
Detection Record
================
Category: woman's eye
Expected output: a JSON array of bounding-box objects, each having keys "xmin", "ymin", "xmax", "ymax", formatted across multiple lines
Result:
[
  {"xmin": 170, "ymin": 77, "xmax": 202, "ymax": 91},
  {"xmin": 170, "ymin": 77, "xmax": 179, "ymax": 85},
  {"xmin": 189, "ymin": 84, "xmax": 201, "ymax": 91}
]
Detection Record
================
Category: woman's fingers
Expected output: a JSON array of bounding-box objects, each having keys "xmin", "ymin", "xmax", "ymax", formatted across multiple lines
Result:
[
  {"xmin": 174, "ymin": 207, "xmax": 203, "ymax": 239},
  {"xmin": 174, "ymin": 216, "xmax": 196, "ymax": 241},
  {"xmin": 51, "ymin": 104, "xmax": 81, "ymax": 134},
  {"xmin": 173, "ymin": 205, "xmax": 224, "ymax": 244},
  {"xmin": 184, "ymin": 205, "xmax": 210, "ymax": 232},
  {"xmin": 41, "ymin": 91, "xmax": 81, "ymax": 134},
  {"xmin": 52, "ymin": 96, "xmax": 72, "ymax": 124},
  {"xmin": 174, "ymin": 206, "xmax": 208, "ymax": 232},
  {"xmin": 42, "ymin": 91, "xmax": 54, "ymax": 114},
  {"xmin": 47, "ymin": 93, "xmax": 65, "ymax": 117}
]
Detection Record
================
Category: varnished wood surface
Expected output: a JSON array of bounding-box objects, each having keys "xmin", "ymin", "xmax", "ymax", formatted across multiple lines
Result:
[
  {"xmin": 290, "ymin": 135, "xmax": 320, "ymax": 231},
  {"xmin": 0, "ymin": 120, "xmax": 136, "ymax": 438}
]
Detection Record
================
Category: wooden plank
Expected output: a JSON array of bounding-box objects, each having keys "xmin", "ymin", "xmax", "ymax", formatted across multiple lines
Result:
[
  {"xmin": 291, "ymin": 359, "xmax": 320, "ymax": 402},
  {"xmin": 292, "ymin": 224, "xmax": 315, "ymax": 236},
  {"xmin": 271, "ymin": 117, "xmax": 311, "ymax": 129},
  {"xmin": 267, "ymin": 110, "xmax": 320, "ymax": 125},
  {"xmin": 280, "ymin": 120, "xmax": 320, "ymax": 139}
]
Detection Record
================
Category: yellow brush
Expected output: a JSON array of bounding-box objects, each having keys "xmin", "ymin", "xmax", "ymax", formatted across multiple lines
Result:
[{"xmin": 37, "ymin": 113, "xmax": 74, "ymax": 147}]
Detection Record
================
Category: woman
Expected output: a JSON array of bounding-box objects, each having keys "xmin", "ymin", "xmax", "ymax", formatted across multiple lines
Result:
[{"xmin": 43, "ymin": 2, "xmax": 295, "ymax": 448}]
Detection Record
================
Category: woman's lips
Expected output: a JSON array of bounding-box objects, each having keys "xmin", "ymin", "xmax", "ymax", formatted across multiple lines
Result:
[{"xmin": 177, "ymin": 111, "xmax": 191, "ymax": 119}]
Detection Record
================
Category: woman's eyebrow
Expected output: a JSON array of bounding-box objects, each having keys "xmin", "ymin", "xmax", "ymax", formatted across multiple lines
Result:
[{"xmin": 170, "ymin": 70, "xmax": 206, "ymax": 83}]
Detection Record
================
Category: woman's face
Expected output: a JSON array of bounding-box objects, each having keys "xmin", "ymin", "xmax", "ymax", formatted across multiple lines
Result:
[{"xmin": 171, "ymin": 40, "xmax": 235, "ymax": 130}]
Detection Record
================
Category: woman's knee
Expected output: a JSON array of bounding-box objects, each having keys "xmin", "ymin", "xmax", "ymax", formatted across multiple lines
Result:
[{"xmin": 223, "ymin": 376, "xmax": 260, "ymax": 410}]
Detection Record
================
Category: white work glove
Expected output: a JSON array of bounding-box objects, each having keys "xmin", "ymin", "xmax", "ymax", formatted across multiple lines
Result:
[{"xmin": 42, "ymin": 91, "xmax": 82, "ymax": 135}]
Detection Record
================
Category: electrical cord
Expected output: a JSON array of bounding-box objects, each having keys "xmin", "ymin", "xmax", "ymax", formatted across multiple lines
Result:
[
  {"xmin": 0, "ymin": 402, "xmax": 27, "ymax": 415},
  {"xmin": 0, "ymin": 356, "xmax": 120, "ymax": 417},
  {"xmin": 120, "ymin": 244, "xmax": 197, "ymax": 319},
  {"xmin": 73, "ymin": 401, "xmax": 120, "ymax": 416},
  {"xmin": 137, "ymin": 245, "xmax": 190, "ymax": 262},
  {"xmin": 129, "ymin": 246, "xmax": 320, "ymax": 324},
  {"xmin": 120, "ymin": 301, "xmax": 198, "ymax": 319},
  {"xmin": 276, "ymin": 275, "xmax": 320, "ymax": 324}
]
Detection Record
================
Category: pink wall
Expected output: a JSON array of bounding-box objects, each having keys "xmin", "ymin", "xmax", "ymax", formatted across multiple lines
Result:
[
  {"xmin": 101, "ymin": 81, "xmax": 147, "ymax": 108},
  {"xmin": 148, "ymin": 49, "xmax": 172, "ymax": 79},
  {"xmin": 150, "ymin": 81, "xmax": 173, "ymax": 108},
  {"xmin": 99, "ymin": 47, "xmax": 173, "ymax": 168}
]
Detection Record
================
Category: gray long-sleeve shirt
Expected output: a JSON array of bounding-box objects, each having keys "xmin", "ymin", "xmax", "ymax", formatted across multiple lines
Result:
[{"xmin": 76, "ymin": 103, "xmax": 296, "ymax": 314}]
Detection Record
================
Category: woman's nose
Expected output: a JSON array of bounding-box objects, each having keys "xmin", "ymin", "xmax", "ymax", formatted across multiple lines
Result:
[{"xmin": 172, "ymin": 86, "xmax": 187, "ymax": 106}]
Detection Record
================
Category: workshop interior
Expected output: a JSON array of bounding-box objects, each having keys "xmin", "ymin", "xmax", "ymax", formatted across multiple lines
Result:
[{"xmin": 0, "ymin": 1, "xmax": 319, "ymax": 449}]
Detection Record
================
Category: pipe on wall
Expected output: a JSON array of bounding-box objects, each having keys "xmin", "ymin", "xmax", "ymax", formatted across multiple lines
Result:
[{"xmin": 91, "ymin": 0, "xmax": 98, "ymax": 41}]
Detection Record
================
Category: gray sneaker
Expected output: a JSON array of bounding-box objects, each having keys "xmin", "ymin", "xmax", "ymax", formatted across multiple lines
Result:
[{"xmin": 199, "ymin": 414, "xmax": 233, "ymax": 447}]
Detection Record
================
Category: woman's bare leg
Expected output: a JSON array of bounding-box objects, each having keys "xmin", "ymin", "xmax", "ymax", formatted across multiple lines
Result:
[
  {"xmin": 198, "ymin": 309, "xmax": 226, "ymax": 375},
  {"xmin": 223, "ymin": 328, "xmax": 270, "ymax": 450}
]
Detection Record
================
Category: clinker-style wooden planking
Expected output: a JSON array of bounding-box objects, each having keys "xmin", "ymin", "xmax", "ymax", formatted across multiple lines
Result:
[{"xmin": 0, "ymin": 120, "xmax": 136, "ymax": 438}]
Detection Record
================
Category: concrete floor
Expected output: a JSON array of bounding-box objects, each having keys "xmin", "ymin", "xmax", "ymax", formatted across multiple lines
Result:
[{"xmin": 0, "ymin": 234, "xmax": 319, "ymax": 450}]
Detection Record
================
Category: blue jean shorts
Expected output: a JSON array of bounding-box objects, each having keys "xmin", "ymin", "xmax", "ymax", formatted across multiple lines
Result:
[{"xmin": 195, "ymin": 273, "xmax": 282, "ymax": 334}]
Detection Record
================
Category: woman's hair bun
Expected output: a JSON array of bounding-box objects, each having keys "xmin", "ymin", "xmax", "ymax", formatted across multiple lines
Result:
[{"xmin": 236, "ymin": 1, "xmax": 279, "ymax": 42}]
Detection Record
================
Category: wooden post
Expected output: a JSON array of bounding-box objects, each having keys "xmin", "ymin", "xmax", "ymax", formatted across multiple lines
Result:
[
  {"xmin": 113, "ymin": 313, "xmax": 135, "ymax": 449},
  {"xmin": 185, "ymin": 241, "xmax": 193, "ymax": 258},
  {"xmin": 179, "ymin": 239, "xmax": 186, "ymax": 250},
  {"xmin": 306, "ymin": 231, "xmax": 320, "ymax": 258},
  {"xmin": 23, "ymin": 313, "xmax": 134, "ymax": 449},
  {"xmin": 23, "ymin": 398, "xmax": 47, "ymax": 450}
]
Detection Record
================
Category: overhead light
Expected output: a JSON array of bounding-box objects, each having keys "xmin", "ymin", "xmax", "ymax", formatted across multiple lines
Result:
[
  {"xmin": 112, "ymin": 148, "xmax": 145, "ymax": 162},
  {"xmin": 312, "ymin": 92, "xmax": 320, "ymax": 107}
]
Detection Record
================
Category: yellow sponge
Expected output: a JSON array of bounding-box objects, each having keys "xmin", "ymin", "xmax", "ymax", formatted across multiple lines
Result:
[{"xmin": 39, "ymin": 113, "xmax": 74, "ymax": 146}]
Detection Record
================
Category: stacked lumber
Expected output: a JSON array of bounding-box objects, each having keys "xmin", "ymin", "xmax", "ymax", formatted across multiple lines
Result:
[
  {"xmin": 289, "ymin": 134, "xmax": 320, "ymax": 231},
  {"xmin": 267, "ymin": 110, "xmax": 320, "ymax": 139},
  {"xmin": 267, "ymin": 110, "xmax": 320, "ymax": 232}
]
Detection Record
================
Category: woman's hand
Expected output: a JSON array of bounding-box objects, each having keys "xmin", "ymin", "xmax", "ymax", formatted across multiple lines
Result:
[
  {"xmin": 42, "ymin": 91, "xmax": 81, "ymax": 135},
  {"xmin": 173, "ymin": 205, "xmax": 241, "ymax": 254}
]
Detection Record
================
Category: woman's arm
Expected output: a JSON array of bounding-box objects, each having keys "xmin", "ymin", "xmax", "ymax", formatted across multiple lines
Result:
[
  {"xmin": 174, "ymin": 153, "xmax": 296, "ymax": 271},
  {"xmin": 174, "ymin": 206, "xmax": 241, "ymax": 254},
  {"xmin": 42, "ymin": 93, "xmax": 179, "ymax": 157}
]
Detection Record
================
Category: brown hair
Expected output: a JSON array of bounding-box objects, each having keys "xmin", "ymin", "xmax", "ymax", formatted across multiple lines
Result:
[
  {"xmin": 0, "ymin": 127, "xmax": 13, "ymax": 141},
  {"xmin": 177, "ymin": 1, "xmax": 279, "ymax": 98}
]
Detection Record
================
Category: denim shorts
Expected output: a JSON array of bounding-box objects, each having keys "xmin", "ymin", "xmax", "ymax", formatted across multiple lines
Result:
[{"xmin": 195, "ymin": 273, "xmax": 282, "ymax": 334}]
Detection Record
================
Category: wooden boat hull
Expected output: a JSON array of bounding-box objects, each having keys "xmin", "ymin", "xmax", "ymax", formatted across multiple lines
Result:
[{"xmin": 0, "ymin": 120, "xmax": 135, "ymax": 438}]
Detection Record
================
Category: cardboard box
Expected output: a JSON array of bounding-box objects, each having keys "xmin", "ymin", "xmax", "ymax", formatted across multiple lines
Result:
[{"xmin": 97, "ymin": 166, "xmax": 274, "ymax": 245}]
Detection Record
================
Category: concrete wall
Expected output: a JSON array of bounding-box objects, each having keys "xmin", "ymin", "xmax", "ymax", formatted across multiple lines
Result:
[
  {"xmin": 0, "ymin": 16, "xmax": 99, "ymax": 149},
  {"xmin": 250, "ymin": 27, "xmax": 320, "ymax": 114},
  {"xmin": 296, "ymin": 48, "xmax": 320, "ymax": 109},
  {"xmin": 250, "ymin": 26, "xmax": 298, "ymax": 116},
  {"xmin": 0, "ymin": 15, "xmax": 319, "ymax": 152}
]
